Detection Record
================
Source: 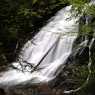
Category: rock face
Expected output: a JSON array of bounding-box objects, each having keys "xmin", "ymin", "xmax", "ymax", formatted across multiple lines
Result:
[{"xmin": 0, "ymin": 88, "xmax": 6, "ymax": 95}]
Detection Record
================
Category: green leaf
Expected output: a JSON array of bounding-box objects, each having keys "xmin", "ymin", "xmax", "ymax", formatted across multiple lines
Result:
[{"xmin": 32, "ymin": 0, "xmax": 38, "ymax": 5}]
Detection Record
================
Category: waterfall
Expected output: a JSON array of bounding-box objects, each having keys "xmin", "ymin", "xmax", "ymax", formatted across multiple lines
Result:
[{"xmin": 0, "ymin": 5, "xmax": 80, "ymax": 87}]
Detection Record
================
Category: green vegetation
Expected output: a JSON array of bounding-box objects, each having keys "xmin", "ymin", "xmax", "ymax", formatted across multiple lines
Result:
[
  {"xmin": 0, "ymin": 0, "xmax": 69, "ymax": 65},
  {"xmin": 0, "ymin": 0, "xmax": 95, "ymax": 95}
]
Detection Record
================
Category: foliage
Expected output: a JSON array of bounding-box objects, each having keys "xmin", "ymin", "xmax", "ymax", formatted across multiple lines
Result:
[
  {"xmin": 0, "ymin": 0, "xmax": 94, "ymax": 63},
  {"xmin": 0, "ymin": 0, "xmax": 69, "ymax": 63},
  {"xmin": 0, "ymin": 0, "xmax": 95, "ymax": 95}
]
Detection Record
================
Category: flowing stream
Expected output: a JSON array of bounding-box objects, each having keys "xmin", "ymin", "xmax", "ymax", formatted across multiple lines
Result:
[{"xmin": 0, "ymin": 5, "xmax": 80, "ymax": 87}]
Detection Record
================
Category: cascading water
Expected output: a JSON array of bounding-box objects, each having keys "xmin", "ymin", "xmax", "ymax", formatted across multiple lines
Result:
[{"xmin": 0, "ymin": 5, "xmax": 80, "ymax": 87}]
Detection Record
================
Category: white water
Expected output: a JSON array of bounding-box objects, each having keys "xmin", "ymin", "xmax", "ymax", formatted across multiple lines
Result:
[{"xmin": 0, "ymin": 5, "xmax": 79, "ymax": 86}]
